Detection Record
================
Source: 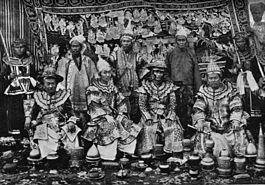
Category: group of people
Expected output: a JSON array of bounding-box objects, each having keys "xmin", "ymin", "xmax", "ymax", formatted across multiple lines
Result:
[{"xmin": 1, "ymin": 22, "xmax": 265, "ymax": 164}]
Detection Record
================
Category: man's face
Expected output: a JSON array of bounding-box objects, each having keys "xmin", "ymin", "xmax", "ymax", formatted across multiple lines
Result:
[
  {"xmin": 121, "ymin": 37, "xmax": 132, "ymax": 51},
  {"xmin": 207, "ymin": 73, "xmax": 221, "ymax": 89},
  {"xmin": 100, "ymin": 69, "xmax": 112, "ymax": 83},
  {"xmin": 153, "ymin": 69, "xmax": 164, "ymax": 82},
  {"xmin": 13, "ymin": 44, "xmax": 26, "ymax": 57},
  {"xmin": 176, "ymin": 35, "xmax": 187, "ymax": 48},
  {"xmin": 236, "ymin": 39, "xmax": 247, "ymax": 50},
  {"xmin": 70, "ymin": 41, "xmax": 82, "ymax": 55},
  {"xmin": 44, "ymin": 78, "xmax": 57, "ymax": 95}
]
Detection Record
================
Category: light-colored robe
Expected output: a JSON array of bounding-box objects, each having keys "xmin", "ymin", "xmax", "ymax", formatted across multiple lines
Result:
[{"xmin": 57, "ymin": 53, "xmax": 98, "ymax": 111}]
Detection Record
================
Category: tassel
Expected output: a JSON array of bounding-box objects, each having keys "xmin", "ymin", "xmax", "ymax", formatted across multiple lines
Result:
[
  {"xmin": 236, "ymin": 72, "xmax": 245, "ymax": 95},
  {"xmin": 246, "ymin": 70, "xmax": 259, "ymax": 92},
  {"xmin": 236, "ymin": 71, "xmax": 259, "ymax": 95}
]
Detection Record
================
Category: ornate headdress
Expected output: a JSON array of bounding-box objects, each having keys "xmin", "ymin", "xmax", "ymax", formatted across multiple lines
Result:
[
  {"xmin": 41, "ymin": 66, "xmax": 64, "ymax": 83},
  {"xmin": 12, "ymin": 39, "xmax": 27, "ymax": 47},
  {"xmin": 97, "ymin": 55, "xmax": 111, "ymax": 73},
  {"xmin": 206, "ymin": 61, "xmax": 221, "ymax": 75},
  {"xmin": 121, "ymin": 19, "xmax": 134, "ymax": 40},
  {"xmin": 147, "ymin": 54, "xmax": 167, "ymax": 70}
]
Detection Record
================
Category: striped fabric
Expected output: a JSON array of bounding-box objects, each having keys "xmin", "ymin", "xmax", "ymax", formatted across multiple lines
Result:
[{"xmin": 0, "ymin": 0, "xmax": 34, "ymax": 59}]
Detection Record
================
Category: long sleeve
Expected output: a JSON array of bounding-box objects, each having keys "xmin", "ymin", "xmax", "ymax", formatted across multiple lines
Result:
[
  {"xmin": 166, "ymin": 91, "xmax": 177, "ymax": 121},
  {"xmin": 229, "ymin": 93, "xmax": 243, "ymax": 122},
  {"xmin": 0, "ymin": 62, "xmax": 11, "ymax": 81},
  {"xmin": 192, "ymin": 94, "xmax": 207, "ymax": 125},
  {"xmin": 193, "ymin": 56, "xmax": 202, "ymax": 93},
  {"xmin": 31, "ymin": 102, "xmax": 41, "ymax": 121},
  {"xmin": 62, "ymin": 98, "xmax": 74, "ymax": 118},
  {"xmin": 137, "ymin": 87, "xmax": 152, "ymax": 121},
  {"xmin": 116, "ymin": 91, "xmax": 128, "ymax": 115}
]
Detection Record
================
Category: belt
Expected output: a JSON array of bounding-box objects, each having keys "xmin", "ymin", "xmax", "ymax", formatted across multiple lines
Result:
[{"xmin": 210, "ymin": 125, "xmax": 229, "ymax": 134}]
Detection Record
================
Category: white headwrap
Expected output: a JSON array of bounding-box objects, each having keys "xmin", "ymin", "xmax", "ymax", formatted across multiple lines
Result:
[
  {"xmin": 175, "ymin": 25, "xmax": 191, "ymax": 37},
  {"xmin": 69, "ymin": 35, "xmax": 86, "ymax": 44},
  {"xmin": 69, "ymin": 35, "xmax": 87, "ymax": 53}
]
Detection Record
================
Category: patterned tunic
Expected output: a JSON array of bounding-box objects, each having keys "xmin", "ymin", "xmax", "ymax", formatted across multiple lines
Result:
[
  {"xmin": 1, "ymin": 56, "xmax": 36, "ymax": 133},
  {"xmin": 83, "ymin": 79, "xmax": 141, "ymax": 146},
  {"xmin": 31, "ymin": 89, "xmax": 80, "ymax": 158},
  {"xmin": 137, "ymin": 80, "xmax": 183, "ymax": 154},
  {"xmin": 192, "ymin": 82, "xmax": 249, "ymax": 156}
]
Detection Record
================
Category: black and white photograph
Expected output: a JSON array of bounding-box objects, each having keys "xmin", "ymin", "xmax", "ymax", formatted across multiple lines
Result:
[{"xmin": 0, "ymin": 0, "xmax": 265, "ymax": 184}]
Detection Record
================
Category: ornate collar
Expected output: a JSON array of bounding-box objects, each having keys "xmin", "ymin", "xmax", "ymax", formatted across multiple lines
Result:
[
  {"xmin": 93, "ymin": 79, "xmax": 116, "ymax": 94},
  {"xmin": 3, "ymin": 56, "xmax": 33, "ymax": 66},
  {"xmin": 197, "ymin": 82, "xmax": 235, "ymax": 101},
  {"xmin": 34, "ymin": 89, "xmax": 71, "ymax": 109},
  {"xmin": 142, "ymin": 80, "xmax": 176, "ymax": 100}
]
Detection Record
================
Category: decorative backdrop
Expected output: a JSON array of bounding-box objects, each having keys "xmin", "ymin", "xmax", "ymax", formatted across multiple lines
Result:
[{"xmin": 20, "ymin": 0, "xmax": 251, "ymax": 71}]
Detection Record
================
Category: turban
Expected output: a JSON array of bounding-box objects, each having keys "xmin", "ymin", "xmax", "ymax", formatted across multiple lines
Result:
[{"xmin": 69, "ymin": 35, "xmax": 86, "ymax": 44}]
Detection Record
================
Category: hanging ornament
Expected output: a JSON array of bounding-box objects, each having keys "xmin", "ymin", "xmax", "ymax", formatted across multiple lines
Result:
[
  {"xmin": 90, "ymin": 15, "xmax": 99, "ymax": 28},
  {"xmin": 140, "ymin": 9, "xmax": 148, "ymax": 22},
  {"xmin": 95, "ymin": 44, "xmax": 103, "ymax": 55},
  {"xmin": 147, "ymin": 13, "xmax": 156, "ymax": 27},
  {"xmin": 87, "ymin": 29, "xmax": 96, "ymax": 44},
  {"xmin": 105, "ymin": 24, "xmax": 113, "ymax": 41},
  {"xmin": 98, "ymin": 14, "xmax": 107, "ymax": 27},
  {"xmin": 96, "ymin": 29, "xmax": 106, "ymax": 43},
  {"xmin": 154, "ymin": 20, "xmax": 162, "ymax": 34}
]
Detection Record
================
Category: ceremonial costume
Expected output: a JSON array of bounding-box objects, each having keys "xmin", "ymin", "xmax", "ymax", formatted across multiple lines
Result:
[
  {"xmin": 137, "ymin": 59, "xmax": 183, "ymax": 154},
  {"xmin": 192, "ymin": 62, "xmax": 250, "ymax": 157},
  {"xmin": 30, "ymin": 67, "xmax": 81, "ymax": 159},
  {"xmin": 83, "ymin": 57, "xmax": 141, "ymax": 160},
  {"xmin": 1, "ymin": 39, "xmax": 37, "ymax": 134}
]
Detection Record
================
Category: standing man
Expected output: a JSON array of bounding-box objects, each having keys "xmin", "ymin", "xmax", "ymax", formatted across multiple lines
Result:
[
  {"xmin": 1, "ymin": 39, "xmax": 37, "ymax": 136},
  {"xmin": 165, "ymin": 27, "xmax": 202, "ymax": 138},
  {"xmin": 57, "ymin": 35, "xmax": 98, "ymax": 129},
  {"xmin": 110, "ymin": 22, "xmax": 143, "ymax": 123}
]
